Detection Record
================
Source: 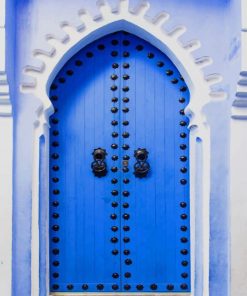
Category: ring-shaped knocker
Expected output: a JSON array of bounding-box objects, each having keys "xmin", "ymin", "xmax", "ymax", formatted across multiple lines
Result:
[
  {"xmin": 91, "ymin": 148, "xmax": 107, "ymax": 177},
  {"xmin": 134, "ymin": 148, "xmax": 150, "ymax": 178}
]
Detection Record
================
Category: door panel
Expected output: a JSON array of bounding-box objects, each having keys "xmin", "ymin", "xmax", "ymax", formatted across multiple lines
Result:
[{"xmin": 49, "ymin": 31, "xmax": 190, "ymax": 293}]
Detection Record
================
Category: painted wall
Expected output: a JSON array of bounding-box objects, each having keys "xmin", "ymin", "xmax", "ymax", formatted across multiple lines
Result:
[{"xmin": 11, "ymin": 0, "xmax": 241, "ymax": 295}]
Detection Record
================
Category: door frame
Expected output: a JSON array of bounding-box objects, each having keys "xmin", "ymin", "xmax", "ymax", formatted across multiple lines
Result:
[{"xmin": 20, "ymin": 0, "xmax": 226, "ymax": 295}]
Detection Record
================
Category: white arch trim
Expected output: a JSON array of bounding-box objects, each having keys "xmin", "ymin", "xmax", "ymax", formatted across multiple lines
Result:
[{"xmin": 20, "ymin": 1, "xmax": 226, "ymax": 296}]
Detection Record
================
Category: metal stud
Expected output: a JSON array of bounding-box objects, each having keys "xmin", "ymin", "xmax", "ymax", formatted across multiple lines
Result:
[
  {"xmin": 52, "ymin": 166, "xmax": 59, "ymax": 171},
  {"xmin": 82, "ymin": 284, "xmax": 89, "ymax": 290},
  {"xmin": 123, "ymin": 237, "xmax": 130, "ymax": 243},
  {"xmin": 112, "ymin": 97, "xmax": 118, "ymax": 102},
  {"xmin": 125, "ymin": 272, "xmax": 131, "ymax": 278},
  {"xmin": 111, "ymin": 85, "xmax": 118, "ymax": 91},
  {"xmin": 157, "ymin": 61, "xmax": 164, "ymax": 67},
  {"xmin": 111, "ymin": 226, "xmax": 118, "ymax": 232},
  {"xmin": 180, "ymin": 144, "xmax": 187, "ymax": 150},
  {"xmin": 123, "ymin": 120, "xmax": 129, "ymax": 126},
  {"xmin": 111, "ymin": 179, "xmax": 118, "ymax": 184},
  {"xmin": 110, "ymin": 214, "xmax": 117, "ymax": 220},
  {"xmin": 53, "ymin": 189, "xmax": 60, "ymax": 195},
  {"xmin": 51, "ymin": 83, "xmax": 58, "ymax": 90},
  {"xmin": 111, "ymin": 132, "xmax": 118, "ymax": 138},
  {"xmin": 111, "ymin": 202, "xmax": 118, "ymax": 208},
  {"xmin": 122, "ymin": 132, "xmax": 129, "ymax": 138},
  {"xmin": 181, "ymin": 249, "xmax": 188, "ymax": 255},
  {"xmin": 124, "ymin": 284, "xmax": 131, "ymax": 290},
  {"xmin": 123, "ymin": 213, "xmax": 130, "ymax": 220},
  {"xmin": 180, "ymin": 109, "xmax": 185, "ymax": 115},
  {"xmin": 97, "ymin": 44, "xmax": 105, "ymax": 50},
  {"xmin": 125, "ymin": 258, "xmax": 132, "ymax": 265},
  {"xmin": 111, "ymin": 190, "xmax": 118, "ymax": 196},
  {"xmin": 150, "ymin": 284, "xmax": 158, "ymax": 290},
  {"xmin": 181, "ymin": 284, "xmax": 188, "ymax": 290},
  {"xmin": 51, "ymin": 95, "xmax": 58, "ymax": 101},
  {"xmin": 123, "ymin": 178, "xmax": 130, "ymax": 184},
  {"xmin": 147, "ymin": 52, "xmax": 154, "ymax": 58},
  {"xmin": 182, "ymin": 260, "xmax": 188, "ymax": 266},
  {"xmin": 179, "ymin": 97, "xmax": 186, "ymax": 103},
  {"xmin": 52, "ymin": 248, "xmax": 59, "ymax": 255},
  {"xmin": 52, "ymin": 273, "xmax": 60, "ymax": 279},
  {"xmin": 123, "ymin": 97, "xmax": 129, "ymax": 103},
  {"xmin": 181, "ymin": 167, "xmax": 187, "ymax": 173},
  {"xmin": 181, "ymin": 237, "xmax": 188, "ymax": 243},
  {"xmin": 123, "ymin": 51, "xmax": 130, "ymax": 57},
  {"xmin": 123, "ymin": 226, "xmax": 130, "ymax": 231},
  {"xmin": 111, "ymin": 237, "xmax": 118, "ymax": 243},
  {"xmin": 122, "ymin": 167, "xmax": 129, "ymax": 173},
  {"xmin": 122, "ymin": 144, "xmax": 130, "ymax": 150},
  {"xmin": 136, "ymin": 45, "xmax": 144, "ymax": 51},
  {"xmin": 112, "ymin": 63, "xmax": 119, "ymax": 69},
  {"xmin": 123, "ymin": 40, "xmax": 130, "ymax": 46},
  {"xmin": 122, "ymin": 86, "xmax": 129, "ymax": 92},
  {"xmin": 181, "ymin": 272, "xmax": 188, "ymax": 278},
  {"xmin": 111, "ymin": 143, "xmax": 118, "ymax": 149},
  {"xmin": 112, "ymin": 273, "xmax": 119, "ymax": 278},
  {"xmin": 67, "ymin": 284, "xmax": 74, "ymax": 290},
  {"xmin": 180, "ymin": 121, "xmax": 187, "ymax": 126},
  {"xmin": 52, "ymin": 284, "xmax": 59, "ymax": 290},
  {"xmin": 111, "ymin": 40, "xmax": 119, "ymax": 45},
  {"xmin": 112, "ymin": 285, "xmax": 119, "ymax": 290},
  {"xmin": 123, "ymin": 191, "xmax": 130, "ymax": 197},
  {"xmin": 136, "ymin": 284, "xmax": 143, "ymax": 290},
  {"xmin": 52, "ymin": 213, "xmax": 59, "ymax": 219},
  {"xmin": 112, "ymin": 155, "xmax": 118, "ymax": 160},
  {"xmin": 167, "ymin": 284, "xmax": 174, "ymax": 291},
  {"xmin": 123, "ymin": 63, "xmax": 130, "ymax": 68},
  {"xmin": 52, "ymin": 225, "xmax": 59, "ymax": 231},
  {"xmin": 111, "ymin": 51, "xmax": 118, "ymax": 57},
  {"xmin": 180, "ymin": 86, "xmax": 188, "ymax": 92},
  {"xmin": 166, "ymin": 70, "xmax": 173, "ymax": 76},
  {"xmin": 181, "ymin": 226, "xmax": 188, "ymax": 232},
  {"xmin": 123, "ymin": 74, "xmax": 130, "ymax": 80},
  {"xmin": 180, "ymin": 133, "xmax": 187, "ymax": 138},
  {"xmin": 180, "ymin": 202, "xmax": 187, "ymax": 208},
  {"xmin": 97, "ymin": 284, "xmax": 104, "ymax": 290},
  {"xmin": 123, "ymin": 155, "xmax": 130, "ymax": 160},
  {"xmin": 111, "ymin": 167, "xmax": 118, "ymax": 172},
  {"xmin": 122, "ymin": 107, "xmax": 129, "ymax": 113},
  {"xmin": 52, "ymin": 118, "xmax": 59, "ymax": 124},
  {"xmin": 75, "ymin": 60, "xmax": 83, "ymax": 66},
  {"xmin": 53, "ymin": 130, "xmax": 59, "ymax": 136},
  {"xmin": 171, "ymin": 78, "xmax": 179, "ymax": 84},
  {"xmin": 52, "ymin": 177, "xmax": 59, "ymax": 183},
  {"xmin": 52, "ymin": 237, "xmax": 60, "ymax": 243},
  {"xmin": 52, "ymin": 201, "xmax": 59, "ymax": 207},
  {"xmin": 53, "ymin": 261, "xmax": 59, "ymax": 266},
  {"xmin": 112, "ymin": 249, "xmax": 119, "ymax": 255},
  {"xmin": 123, "ymin": 203, "xmax": 129, "ymax": 208},
  {"xmin": 52, "ymin": 141, "xmax": 59, "ymax": 147},
  {"xmin": 180, "ymin": 179, "xmax": 187, "ymax": 185},
  {"xmin": 51, "ymin": 153, "xmax": 59, "ymax": 159},
  {"xmin": 181, "ymin": 214, "xmax": 188, "ymax": 219},
  {"xmin": 58, "ymin": 77, "xmax": 65, "ymax": 83},
  {"xmin": 86, "ymin": 52, "xmax": 93, "ymax": 58},
  {"xmin": 111, "ymin": 74, "xmax": 118, "ymax": 80},
  {"xmin": 111, "ymin": 120, "xmax": 118, "ymax": 126},
  {"xmin": 66, "ymin": 70, "xmax": 73, "ymax": 76}
]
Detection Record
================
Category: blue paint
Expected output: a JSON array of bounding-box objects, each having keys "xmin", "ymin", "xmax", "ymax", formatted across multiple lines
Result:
[
  {"xmin": 11, "ymin": 0, "xmax": 241, "ymax": 295},
  {"xmin": 49, "ymin": 32, "xmax": 190, "ymax": 293}
]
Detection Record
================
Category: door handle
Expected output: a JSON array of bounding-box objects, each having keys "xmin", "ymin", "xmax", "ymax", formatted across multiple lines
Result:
[
  {"xmin": 134, "ymin": 148, "xmax": 150, "ymax": 178},
  {"xmin": 91, "ymin": 148, "xmax": 107, "ymax": 177}
]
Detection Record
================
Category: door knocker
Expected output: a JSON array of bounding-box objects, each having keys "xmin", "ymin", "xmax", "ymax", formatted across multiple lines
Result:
[
  {"xmin": 134, "ymin": 148, "xmax": 150, "ymax": 178},
  {"xmin": 91, "ymin": 148, "xmax": 107, "ymax": 177}
]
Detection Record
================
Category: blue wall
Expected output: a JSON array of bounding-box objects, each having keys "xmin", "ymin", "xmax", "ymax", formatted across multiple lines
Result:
[{"xmin": 11, "ymin": 0, "xmax": 241, "ymax": 295}]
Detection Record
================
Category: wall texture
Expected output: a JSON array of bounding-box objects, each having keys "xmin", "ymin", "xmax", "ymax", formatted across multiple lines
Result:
[{"xmin": 10, "ymin": 0, "xmax": 241, "ymax": 295}]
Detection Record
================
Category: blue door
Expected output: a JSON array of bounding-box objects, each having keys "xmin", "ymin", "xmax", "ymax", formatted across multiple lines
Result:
[{"xmin": 49, "ymin": 31, "xmax": 190, "ymax": 293}]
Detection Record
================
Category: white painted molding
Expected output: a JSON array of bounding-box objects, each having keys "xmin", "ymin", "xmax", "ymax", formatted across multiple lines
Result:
[
  {"xmin": 20, "ymin": 1, "xmax": 226, "ymax": 295},
  {"xmin": 0, "ymin": 0, "xmax": 13, "ymax": 296}
]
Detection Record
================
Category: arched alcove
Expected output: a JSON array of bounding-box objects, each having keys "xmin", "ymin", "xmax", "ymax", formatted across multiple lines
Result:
[{"xmin": 20, "ymin": 1, "xmax": 226, "ymax": 295}]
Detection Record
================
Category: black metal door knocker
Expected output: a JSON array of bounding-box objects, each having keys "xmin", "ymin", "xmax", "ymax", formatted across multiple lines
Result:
[
  {"xmin": 134, "ymin": 148, "xmax": 150, "ymax": 178},
  {"xmin": 91, "ymin": 148, "xmax": 107, "ymax": 177}
]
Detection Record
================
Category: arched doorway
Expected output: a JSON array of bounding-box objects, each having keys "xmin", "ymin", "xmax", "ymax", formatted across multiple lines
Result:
[{"xmin": 49, "ymin": 31, "xmax": 190, "ymax": 293}]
